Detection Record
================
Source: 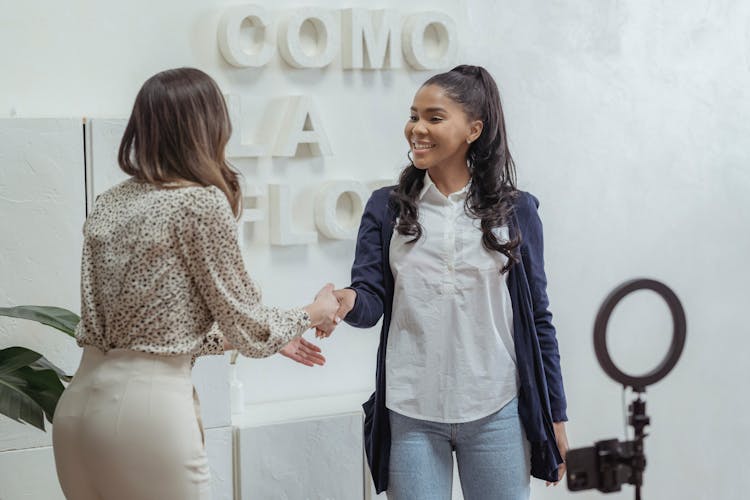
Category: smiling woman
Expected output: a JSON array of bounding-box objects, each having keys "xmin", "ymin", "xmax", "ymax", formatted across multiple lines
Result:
[
  {"xmin": 318, "ymin": 65, "xmax": 569, "ymax": 499},
  {"xmin": 397, "ymin": 66, "xmax": 520, "ymax": 270}
]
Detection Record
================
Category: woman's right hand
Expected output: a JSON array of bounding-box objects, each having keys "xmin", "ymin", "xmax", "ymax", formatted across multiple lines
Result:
[
  {"xmin": 316, "ymin": 288, "xmax": 356, "ymax": 339},
  {"xmin": 303, "ymin": 283, "xmax": 340, "ymax": 330}
]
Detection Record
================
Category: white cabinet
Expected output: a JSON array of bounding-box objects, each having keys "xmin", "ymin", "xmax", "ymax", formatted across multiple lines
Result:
[{"xmin": 233, "ymin": 394, "xmax": 369, "ymax": 500}]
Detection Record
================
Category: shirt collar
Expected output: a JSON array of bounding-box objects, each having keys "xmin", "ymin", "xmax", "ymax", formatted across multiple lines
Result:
[{"xmin": 418, "ymin": 171, "xmax": 470, "ymax": 202}]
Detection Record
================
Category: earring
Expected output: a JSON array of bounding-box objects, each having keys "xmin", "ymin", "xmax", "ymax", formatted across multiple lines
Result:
[{"xmin": 466, "ymin": 138, "xmax": 472, "ymax": 144}]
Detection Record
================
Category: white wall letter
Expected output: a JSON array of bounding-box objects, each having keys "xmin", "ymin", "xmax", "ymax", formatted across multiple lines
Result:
[
  {"xmin": 279, "ymin": 8, "xmax": 339, "ymax": 68},
  {"xmin": 268, "ymin": 184, "xmax": 317, "ymax": 246},
  {"xmin": 237, "ymin": 182, "xmax": 265, "ymax": 245},
  {"xmin": 218, "ymin": 5, "xmax": 275, "ymax": 68},
  {"xmin": 342, "ymin": 9, "xmax": 401, "ymax": 70},
  {"xmin": 225, "ymin": 94, "xmax": 268, "ymax": 158},
  {"xmin": 241, "ymin": 182, "xmax": 265, "ymax": 224},
  {"xmin": 402, "ymin": 12, "xmax": 458, "ymax": 70},
  {"xmin": 314, "ymin": 181, "xmax": 370, "ymax": 240},
  {"xmin": 273, "ymin": 95, "xmax": 332, "ymax": 157}
]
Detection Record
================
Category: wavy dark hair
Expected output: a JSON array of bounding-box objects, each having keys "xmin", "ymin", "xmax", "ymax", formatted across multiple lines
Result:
[
  {"xmin": 394, "ymin": 64, "xmax": 521, "ymax": 271},
  {"xmin": 118, "ymin": 67, "xmax": 242, "ymax": 216}
]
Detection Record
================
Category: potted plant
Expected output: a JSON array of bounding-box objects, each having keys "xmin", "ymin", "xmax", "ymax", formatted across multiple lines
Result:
[{"xmin": 0, "ymin": 306, "xmax": 79, "ymax": 431}]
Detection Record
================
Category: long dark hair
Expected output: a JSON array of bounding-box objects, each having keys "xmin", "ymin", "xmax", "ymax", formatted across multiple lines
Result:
[
  {"xmin": 394, "ymin": 64, "xmax": 521, "ymax": 271},
  {"xmin": 118, "ymin": 67, "xmax": 242, "ymax": 216}
]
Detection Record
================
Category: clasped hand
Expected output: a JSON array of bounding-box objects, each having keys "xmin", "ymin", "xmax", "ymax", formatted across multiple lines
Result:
[
  {"xmin": 277, "ymin": 283, "xmax": 337, "ymax": 367},
  {"xmin": 277, "ymin": 284, "xmax": 356, "ymax": 366},
  {"xmin": 314, "ymin": 287, "xmax": 355, "ymax": 339}
]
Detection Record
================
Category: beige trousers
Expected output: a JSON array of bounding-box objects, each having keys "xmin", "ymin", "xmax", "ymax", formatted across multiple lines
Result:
[{"xmin": 52, "ymin": 347, "xmax": 211, "ymax": 500}]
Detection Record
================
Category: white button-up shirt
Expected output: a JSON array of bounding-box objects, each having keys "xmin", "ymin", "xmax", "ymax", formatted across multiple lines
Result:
[{"xmin": 385, "ymin": 172, "xmax": 518, "ymax": 423}]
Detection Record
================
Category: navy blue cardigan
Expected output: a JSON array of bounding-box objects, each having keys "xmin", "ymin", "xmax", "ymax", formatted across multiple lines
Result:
[{"xmin": 345, "ymin": 187, "xmax": 567, "ymax": 493}]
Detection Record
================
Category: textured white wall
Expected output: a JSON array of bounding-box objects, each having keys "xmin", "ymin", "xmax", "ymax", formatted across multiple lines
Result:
[
  {"xmin": 236, "ymin": 413, "xmax": 364, "ymax": 499},
  {"xmin": 0, "ymin": 119, "xmax": 85, "ymax": 500},
  {"xmin": 461, "ymin": 2, "xmax": 750, "ymax": 500},
  {"xmin": 1, "ymin": 1, "xmax": 749, "ymax": 500}
]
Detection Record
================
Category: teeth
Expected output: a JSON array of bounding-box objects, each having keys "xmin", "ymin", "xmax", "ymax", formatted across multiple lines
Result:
[{"xmin": 412, "ymin": 143, "xmax": 435, "ymax": 150}]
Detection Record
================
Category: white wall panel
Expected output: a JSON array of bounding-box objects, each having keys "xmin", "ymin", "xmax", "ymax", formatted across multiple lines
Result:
[
  {"xmin": 0, "ymin": 118, "xmax": 85, "ymax": 367},
  {"xmin": 206, "ymin": 426, "xmax": 235, "ymax": 500},
  {"xmin": 236, "ymin": 413, "xmax": 363, "ymax": 500},
  {"xmin": 0, "ymin": 447, "xmax": 65, "ymax": 500},
  {"xmin": 0, "ymin": 119, "xmax": 85, "ymax": 456},
  {"xmin": 0, "ymin": 118, "xmax": 85, "ymax": 498},
  {"xmin": 84, "ymin": 118, "xmax": 129, "ymax": 206},
  {"xmin": 193, "ymin": 354, "xmax": 232, "ymax": 429}
]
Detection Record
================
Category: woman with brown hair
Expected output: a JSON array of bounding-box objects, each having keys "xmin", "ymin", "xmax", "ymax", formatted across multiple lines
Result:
[{"xmin": 51, "ymin": 67, "xmax": 339, "ymax": 500}]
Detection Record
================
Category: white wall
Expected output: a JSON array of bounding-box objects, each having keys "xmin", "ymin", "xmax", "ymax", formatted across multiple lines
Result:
[
  {"xmin": 466, "ymin": 3, "xmax": 749, "ymax": 499},
  {"xmin": 1, "ymin": 1, "xmax": 749, "ymax": 499},
  {"xmin": 0, "ymin": 119, "xmax": 85, "ymax": 499}
]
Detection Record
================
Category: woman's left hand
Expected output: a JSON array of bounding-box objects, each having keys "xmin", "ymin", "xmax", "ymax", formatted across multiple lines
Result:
[
  {"xmin": 279, "ymin": 336, "xmax": 326, "ymax": 367},
  {"xmin": 546, "ymin": 421, "xmax": 569, "ymax": 486}
]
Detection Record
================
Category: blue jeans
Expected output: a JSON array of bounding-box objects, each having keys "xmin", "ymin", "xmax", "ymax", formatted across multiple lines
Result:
[{"xmin": 387, "ymin": 398, "xmax": 530, "ymax": 500}]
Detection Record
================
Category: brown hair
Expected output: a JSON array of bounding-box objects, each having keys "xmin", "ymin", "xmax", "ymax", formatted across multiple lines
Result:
[{"xmin": 118, "ymin": 67, "xmax": 241, "ymax": 216}]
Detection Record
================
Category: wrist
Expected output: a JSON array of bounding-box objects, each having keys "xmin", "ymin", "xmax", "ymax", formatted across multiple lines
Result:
[
  {"xmin": 303, "ymin": 303, "xmax": 322, "ymax": 327},
  {"xmin": 343, "ymin": 288, "xmax": 357, "ymax": 308}
]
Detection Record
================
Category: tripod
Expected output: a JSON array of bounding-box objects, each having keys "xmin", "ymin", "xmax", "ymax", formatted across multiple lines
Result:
[{"xmin": 628, "ymin": 392, "xmax": 650, "ymax": 500}]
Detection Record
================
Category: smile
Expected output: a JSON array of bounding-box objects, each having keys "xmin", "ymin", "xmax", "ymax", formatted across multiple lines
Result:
[{"xmin": 412, "ymin": 142, "xmax": 436, "ymax": 151}]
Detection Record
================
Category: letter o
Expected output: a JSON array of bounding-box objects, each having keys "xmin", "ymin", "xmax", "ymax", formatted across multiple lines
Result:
[
  {"xmin": 314, "ymin": 181, "xmax": 370, "ymax": 239},
  {"xmin": 279, "ymin": 8, "xmax": 339, "ymax": 68},
  {"xmin": 402, "ymin": 13, "xmax": 458, "ymax": 70}
]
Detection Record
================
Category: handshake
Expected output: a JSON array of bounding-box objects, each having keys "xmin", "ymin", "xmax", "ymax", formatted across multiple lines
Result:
[
  {"xmin": 305, "ymin": 283, "xmax": 356, "ymax": 339},
  {"xmin": 279, "ymin": 284, "xmax": 356, "ymax": 367}
]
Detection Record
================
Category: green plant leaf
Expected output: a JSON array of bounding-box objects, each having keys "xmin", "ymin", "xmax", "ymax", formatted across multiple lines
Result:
[
  {"xmin": 12, "ymin": 365, "xmax": 65, "ymax": 422},
  {"xmin": 30, "ymin": 356, "xmax": 72, "ymax": 382},
  {"xmin": 0, "ymin": 347, "xmax": 42, "ymax": 376},
  {"xmin": 0, "ymin": 370, "xmax": 47, "ymax": 431},
  {"xmin": 0, "ymin": 347, "xmax": 68, "ymax": 431},
  {"xmin": 0, "ymin": 305, "xmax": 80, "ymax": 337}
]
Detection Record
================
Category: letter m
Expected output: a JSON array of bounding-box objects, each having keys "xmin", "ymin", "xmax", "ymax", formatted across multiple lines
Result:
[{"xmin": 343, "ymin": 9, "xmax": 402, "ymax": 69}]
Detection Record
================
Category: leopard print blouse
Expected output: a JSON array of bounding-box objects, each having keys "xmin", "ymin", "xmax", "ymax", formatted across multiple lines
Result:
[{"xmin": 75, "ymin": 178, "xmax": 310, "ymax": 358}]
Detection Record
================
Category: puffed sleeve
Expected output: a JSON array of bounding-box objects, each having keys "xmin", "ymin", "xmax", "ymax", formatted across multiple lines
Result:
[
  {"xmin": 196, "ymin": 323, "xmax": 225, "ymax": 356},
  {"xmin": 176, "ymin": 187, "xmax": 311, "ymax": 358}
]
